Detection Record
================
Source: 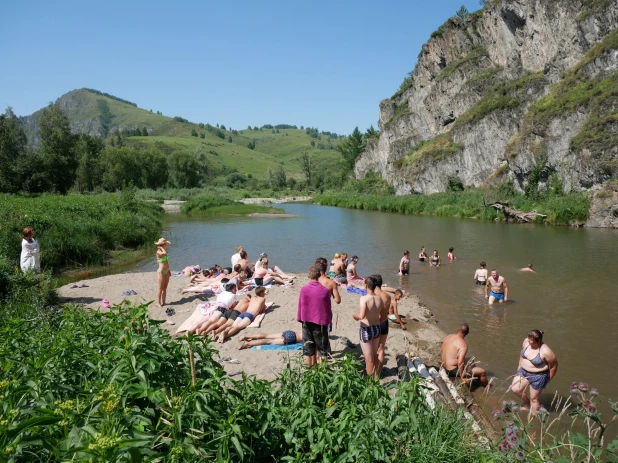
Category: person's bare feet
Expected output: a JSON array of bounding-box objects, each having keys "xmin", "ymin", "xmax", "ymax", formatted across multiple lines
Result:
[
  {"xmin": 239, "ymin": 341, "xmax": 249, "ymax": 350},
  {"xmin": 239, "ymin": 336, "xmax": 248, "ymax": 342},
  {"xmin": 217, "ymin": 333, "xmax": 226, "ymax": 344}
]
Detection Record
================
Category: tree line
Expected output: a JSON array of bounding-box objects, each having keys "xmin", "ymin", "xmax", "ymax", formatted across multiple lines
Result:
[{"xmin": 0, "ymin": 105, "xmax": 223, "ymax": 194}]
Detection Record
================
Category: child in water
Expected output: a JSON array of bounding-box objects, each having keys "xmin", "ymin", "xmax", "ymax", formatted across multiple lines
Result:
[{"xmin": 448, "ymin": 247, "xmax": 456, "ymax": 261}]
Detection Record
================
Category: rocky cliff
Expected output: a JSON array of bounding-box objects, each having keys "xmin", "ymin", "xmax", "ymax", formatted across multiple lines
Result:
[{"xmin": 356, "ymin": 0, "xmax": 618, "ymax": 221}]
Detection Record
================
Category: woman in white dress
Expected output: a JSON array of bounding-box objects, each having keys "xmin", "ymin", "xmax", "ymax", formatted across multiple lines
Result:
[{"xmin": 20, "ymin": 227, "xmax": 41, "ymax": 272}]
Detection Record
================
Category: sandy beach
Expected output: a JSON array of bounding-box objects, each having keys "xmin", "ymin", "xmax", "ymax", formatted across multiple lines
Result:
[{"xmin": 58, "ymin": 271, "xmax": 447, "ymax": 381}]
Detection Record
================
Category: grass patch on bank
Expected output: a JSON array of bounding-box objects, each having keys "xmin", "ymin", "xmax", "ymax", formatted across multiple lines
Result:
[
  {"xmin": 135, "ymin": 186, "xmax": 299, "ymax": 202},
  {"xmin": 394, "ymin": 133, "xmax": 464, "ymax": 171},
  {"xmin": 181, "ymin": 195, "xmax": 285, "ymax": 214},
  {"xmin": 0, "ymin": 300, "xmax": 502, "ymax": 462},
  {"xmin": 384, "ymin": 100, "xmax": 412, "ymax": 129},
  {"xmin": 314, "ymin": 189, "xmax": 590, "ymax": 225},
  {"xmin": 438, "ymin": 47, "xmax": 488, "ymax": 81},
  {"xmin": 0, "ymin": 193, "xmax": 162, "ymax": 272}
]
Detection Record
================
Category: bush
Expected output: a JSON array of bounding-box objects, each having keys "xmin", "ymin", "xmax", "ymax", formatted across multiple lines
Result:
[{"xmin": 446, "ymin": 176, "xmax": 465, "ymax": 192}]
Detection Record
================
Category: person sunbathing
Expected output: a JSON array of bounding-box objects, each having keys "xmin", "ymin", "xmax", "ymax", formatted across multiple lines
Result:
[
  {"xmin": 216, "ymin": 286, "xmax": 267, "ymax": 343},
  {"xmin": 253, "ymin": 259, "xmax": 287, "ymax": 286},
  {"xmin": 345, "ymin": 256, "xmax": 365, "ymax": 287},
  {"xmin": 237, "ymin": 250, "xmax": 254, "ymax": 276},
  {"xmin": 258, "ymin": 252, "xmax": 292, "ymax": 279},
  {"xmin": 239, "ymin": 329, "xmax": 302, "ymax": 350},
  {"xmin": 192, "ymin": 283, "xmax": 237, "ymax": 335}
]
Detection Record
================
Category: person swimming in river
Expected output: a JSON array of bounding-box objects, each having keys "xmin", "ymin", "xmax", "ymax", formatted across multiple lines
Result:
[
  {"xmin": 429, "ymin": 250, "xmax": 441, "ymax": 267},
  {"xmin": 447, "ymin": 247, "xmax": 456, "ymax": 261},
  {"xmin": 399, "ymin": 250, "xmax": 410, "ymax": 275},
  {"xmin": 418, "ymin": 246, "xmax": 428, "ymax": 262},
  {"xmin": 520, "ymin": 264, "xmax": 535, "ymax": 273},
  {"xmin": 155, "ymin": 238, "xmax": 171, "ymax": 309},
  {"xmin": 474, "ymin": 261, "xmax": 488, "ymax": 285}
]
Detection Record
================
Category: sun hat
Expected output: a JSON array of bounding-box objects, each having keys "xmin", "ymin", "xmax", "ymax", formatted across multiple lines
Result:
[{"xmin": 155, "ymin": 238, "xmax": 171, "ymax": 246}]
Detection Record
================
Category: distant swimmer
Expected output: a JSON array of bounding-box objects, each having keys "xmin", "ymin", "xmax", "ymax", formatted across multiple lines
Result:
[
  {"xmin": 399, "ymin": 250, "xmax": 411, "ymax": 275},
  {"xmin": 447, "ymin": 247, "xmax": 456, "ymax": 261},
  {"xmin": 474, "ymin": 261, "xmax": 488, "ymax": 285},
  {"xmin": 485, "ymin": 269, "xmax": 508, "ymax": 304},
  {"xmin": 440, "ymin": 323, "xmax": 488, "ymax": 387},
  {"xmin": 520, "ymin": 264, "xmax": 535, "ymax": 273},
  {"xmin": 418, "ymin": 246, "xmax": 428, "ymax": 262},
  {"xmin": 429, "ymin": 250, "xmax": 441, "ymax": 267}
]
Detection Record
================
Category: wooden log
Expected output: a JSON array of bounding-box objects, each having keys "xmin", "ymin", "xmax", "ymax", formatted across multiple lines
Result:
[
  {"xmin": 396, "ymin": 354, "xmax": 410, "ymax": 382},
  {"xmin": 428, "ymin": 367, "xmax": 458, "ymax": 409},
  {"xmin": 487, "ymin": 201, "xmax": 547, "ymax": 223}
]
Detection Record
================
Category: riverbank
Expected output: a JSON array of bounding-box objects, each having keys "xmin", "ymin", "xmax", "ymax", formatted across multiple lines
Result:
[
  {"xmin": 313, "ymin": 190, "xmax": 591, "ymax": 226},
  {"xmin": 57, "ymin": 271, "xmax": 447, "ymax": 381}
]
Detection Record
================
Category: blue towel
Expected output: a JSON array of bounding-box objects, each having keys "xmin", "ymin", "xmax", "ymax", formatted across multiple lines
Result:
[
  {"xmin": 346, "ymin": 287, "xmax": 367, "ymax": 296},
  {"xmin": 252, "ymin": 343, "xmax": 303, "ymax": 351}
]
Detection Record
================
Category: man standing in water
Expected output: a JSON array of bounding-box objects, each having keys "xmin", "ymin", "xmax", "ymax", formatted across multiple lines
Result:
[
  {"xmin": 485, "ymin": 269, "xmax": 508, "ymax": 304},
  {"xmin": 441, "ymin": 323, "xmax": 488, "ymax": 387}
]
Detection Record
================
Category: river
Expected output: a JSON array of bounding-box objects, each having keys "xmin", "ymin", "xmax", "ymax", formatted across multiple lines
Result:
[{"xmin": 135, "ymin": 203, "xmax": 618, "ymax": 416}]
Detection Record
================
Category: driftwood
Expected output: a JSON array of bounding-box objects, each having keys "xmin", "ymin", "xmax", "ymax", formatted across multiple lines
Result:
[{"xmin": 486, "ymin": 201, "xmax": 547, "ymax": 223}]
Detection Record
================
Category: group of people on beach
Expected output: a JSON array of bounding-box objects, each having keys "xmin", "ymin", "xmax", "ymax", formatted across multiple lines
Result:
[{"xmin": 156, "ymin": 237, "xmax": 557, "ymax": 417}]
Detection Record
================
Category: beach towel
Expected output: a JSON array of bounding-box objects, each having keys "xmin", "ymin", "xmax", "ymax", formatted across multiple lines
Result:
[
  {"xmin": 176, "ymin": 303, "xmax": 213, "ymax": 334},
  {"xmin": 346, "ymin": 287, "xmax": 367, "ymax": 296},
  {"xmin": 252, "ymin": 343, "xmax": 303, "ymax": 351}
]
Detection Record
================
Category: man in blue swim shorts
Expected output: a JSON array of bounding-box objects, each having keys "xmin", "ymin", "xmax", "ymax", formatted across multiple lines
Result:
[{"xmin": 485, "ymin": 269, "xmax": 508, "ymax": 304}]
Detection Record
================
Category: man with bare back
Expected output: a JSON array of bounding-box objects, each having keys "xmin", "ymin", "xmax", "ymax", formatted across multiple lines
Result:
[
  {"xmin": 485, "ymin": 269, "xmax": 508, "ymax": 304},
  {"xmin": 315, "ymin": 258, "xmax": 341, "ymax": 305},
  {"xmin": 441, "ymin": 323, "xmax": 488, "ymax": 387},
  {"xmin": 239, "ymin": 330, "xmax": 302, "ymax": 350},
  {"xmin": 352, "ymin": 276, "xmax": 384, "ymax": 378},
  {"xmin": 371, "ymin": 274, "xmax": 391, "ymax": 377},
  {"xmin": 216, "ymin": 286, "xmax": 267, "ymax": 343}
]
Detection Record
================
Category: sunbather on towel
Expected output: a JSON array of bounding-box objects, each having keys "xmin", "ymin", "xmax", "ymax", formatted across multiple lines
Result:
[
  {"xmin": 345, "ymin": 256, "xmax": 365, "ymax": 288},
  {"xmin": 192, "ymin": 283, "xmax": 238, "ymax": 335},
  {"xmin": 253, "ymin": 259, "xmax": 287, "ymax": 286},
  {"xmin": 217, "ymin": 286, "xmax": 267, "ymax": 343},
  {"xmin": 238, "ymin": 329, "xmax": 302, "ymax": 350}
]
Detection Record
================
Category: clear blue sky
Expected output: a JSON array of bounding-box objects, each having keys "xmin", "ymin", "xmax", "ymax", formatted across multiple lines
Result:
[{"xmin": 0, "ymin": 0, "xmax": 481, "ymax": 135}]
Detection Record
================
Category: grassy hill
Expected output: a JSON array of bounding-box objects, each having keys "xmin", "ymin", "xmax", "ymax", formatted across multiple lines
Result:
[{"xmin": 21, "ymin": 89, "xmax": 345, "ymax": 179}]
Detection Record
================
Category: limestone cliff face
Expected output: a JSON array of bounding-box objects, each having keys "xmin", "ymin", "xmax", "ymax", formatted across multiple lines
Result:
[{"xmin": 356, "ymin": 0, "xmax": 618, "ymax": 205}]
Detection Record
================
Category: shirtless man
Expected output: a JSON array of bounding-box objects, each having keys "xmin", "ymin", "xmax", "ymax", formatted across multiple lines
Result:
[
  {"xmin": 520, "ymin": 264, "xmax": 535, "ymax": 273},
  {"xmin": 388, "ymin": 289, "xmax": 406, "ymax": 330},
  {"xmin": 399, "ymin": 250, "xmax": 411, "ymax": 275},
  {"xmin": 239, "ymin": 329, "xmax": 302, "ymax": 350},
  {"xmin": 441, "ymin": 323, "xmax": 488, "ymax": 387},
  {"xmin": 352, "ymin": 276, "xmax": 384, "ymax": 378},
  {"xmin": 372, "ymin": 274, "xmax": 391, "ymax": 377},
  {"xmin": 217, "ymin": 286, "xmax": 267, "ymax": 343},
  {"xmin": 485, "ymin": 269, "xmax": 508, "ymax": 304},
  {"xmin": 315, "ymin": 258, "xmax": 341, "ymax": 304}
]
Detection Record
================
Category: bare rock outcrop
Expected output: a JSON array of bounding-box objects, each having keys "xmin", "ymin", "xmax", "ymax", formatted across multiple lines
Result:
[{"xmin": 356, "ymin": 0, "xmax": 618, "ymax": 222}]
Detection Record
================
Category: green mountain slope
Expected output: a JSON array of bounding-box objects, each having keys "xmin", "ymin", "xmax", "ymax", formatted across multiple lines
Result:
[{"xmin": 20, "ymin": 88, "xmax": 344, "ymax": 179}]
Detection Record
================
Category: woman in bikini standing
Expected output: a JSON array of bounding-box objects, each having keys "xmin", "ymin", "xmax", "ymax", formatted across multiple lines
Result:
[
  {"xmin": 155, "ymin": 238, "xmax": 171, "ymax": 309},
  {"xmin": 510, "ymin": 330, "xmax": 558, "ymax": 416}
]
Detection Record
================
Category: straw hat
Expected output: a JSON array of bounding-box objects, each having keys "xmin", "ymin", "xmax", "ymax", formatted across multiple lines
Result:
[{"xmin": 155, "ymin": 238, "xmax": 171, "ymax": 246}]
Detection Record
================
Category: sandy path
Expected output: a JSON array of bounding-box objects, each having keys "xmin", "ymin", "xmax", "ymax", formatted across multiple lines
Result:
[{"xmin": 58, "ymin": 272, "xmax": 446, "ymax": 381}]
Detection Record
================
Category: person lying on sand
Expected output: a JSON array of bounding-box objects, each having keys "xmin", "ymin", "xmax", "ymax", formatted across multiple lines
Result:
[
  {"xmin": 192, "ymin": 283, "xmax": 237, "ymax": 334},
  {"xmin": 216, "ymin": 286, "xmax": 267, "ymax": 343},
  {"xmin": 239, "ymin": 329, "xmax": 302, "ymax": 350}
]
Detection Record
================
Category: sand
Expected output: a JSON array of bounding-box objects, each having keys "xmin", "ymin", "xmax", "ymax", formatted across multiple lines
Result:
[{"xmin": 58, "ymin": 272, "xmax": 447, "ymax": 381}]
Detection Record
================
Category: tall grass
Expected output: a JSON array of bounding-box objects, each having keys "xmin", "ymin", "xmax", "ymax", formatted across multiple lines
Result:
[
  {"xmin": 135, "ymin": 186, "xmax": 302, "ymax": 201},
  {"xmin": 314, "ymin": 189, "xmax": 590, "ymax": 225},
  {"xmin": 0, "ymin": 300, "xmax": 503, "ymax": 462},
  {"xmin": 0, "ymin": 194, "xmax": 162, "ymax": 271}
]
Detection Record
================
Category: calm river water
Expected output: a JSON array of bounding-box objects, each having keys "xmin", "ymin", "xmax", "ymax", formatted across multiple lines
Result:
[{"xmin": 136, "ymin": 203, "xmax": 618, "ymax": 413}]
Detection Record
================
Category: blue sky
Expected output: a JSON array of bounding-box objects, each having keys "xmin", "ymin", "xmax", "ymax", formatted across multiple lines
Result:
[{"xmin": 0, "ymin": 0, "xmax": 481, "ymax": 135}]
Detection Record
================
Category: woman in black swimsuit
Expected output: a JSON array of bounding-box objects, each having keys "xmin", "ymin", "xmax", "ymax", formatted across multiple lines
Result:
[
  {"xmin": 429, "ymin": 250, "xmax": 441, "ymax": 267},
  {"xmin": 418, "ymin": 246, "xmax": 428, "ymax": 262}
]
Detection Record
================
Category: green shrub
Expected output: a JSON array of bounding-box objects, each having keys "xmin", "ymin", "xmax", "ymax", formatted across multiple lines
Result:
[
  {"xmin": 0, "ymin": 194, "xmax": 162, "ymax": 272},
  {"xmin": 181, "ymin": 195, "xmax": 284, "ymax": 214},
  {"xmin": 446, "ymin": 176, "xmax": 465, "ymax": 192}
]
